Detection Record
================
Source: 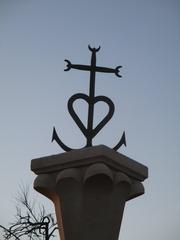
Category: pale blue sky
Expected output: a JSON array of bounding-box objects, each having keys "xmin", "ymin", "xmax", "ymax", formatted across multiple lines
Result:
[{"xmin": 0, "ymin": 1, "xmax": 180, "ymax": 239}]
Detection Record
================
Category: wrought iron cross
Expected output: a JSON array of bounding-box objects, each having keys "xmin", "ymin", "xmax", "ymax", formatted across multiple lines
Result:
[{"xmin": 52, "ymin": 45, "xmax": 126, "ymax": 151}]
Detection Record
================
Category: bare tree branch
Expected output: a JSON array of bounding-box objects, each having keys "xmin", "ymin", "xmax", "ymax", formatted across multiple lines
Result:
[{"xmin": 0, "ymin": 184, "xmax": 58, "ymax": 240}]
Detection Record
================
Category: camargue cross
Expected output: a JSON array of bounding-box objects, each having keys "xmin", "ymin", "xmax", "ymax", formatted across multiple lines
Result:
[{"xmin": 52, "ymin": 45, "xmax": 126, "ymax": 152}]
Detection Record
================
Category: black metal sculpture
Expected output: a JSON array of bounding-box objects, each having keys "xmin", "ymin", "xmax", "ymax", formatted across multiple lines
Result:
[{"xmin": 52, "ymin": 45, "xmax": 126, "ymax": 151}]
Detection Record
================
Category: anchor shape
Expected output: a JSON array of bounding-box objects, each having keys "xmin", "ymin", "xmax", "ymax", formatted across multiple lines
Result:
[{"xmin": 52, "ymin": 45, "xmax": 126, "ymax": 152}]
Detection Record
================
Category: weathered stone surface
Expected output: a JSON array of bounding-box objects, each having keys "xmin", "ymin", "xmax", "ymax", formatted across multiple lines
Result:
[
  {"xmin": 31, "ymin": 145, "xmax": 148, "ymax": 240},
  {"xmin": 31, "ymin": 145, "xmax": 148, "ymax": 181}
]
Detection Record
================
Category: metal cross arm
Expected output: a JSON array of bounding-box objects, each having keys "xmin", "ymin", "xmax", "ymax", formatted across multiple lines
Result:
[{"xmin": 64, "ymin": 60, "xmax": 122, "ymax": 78}]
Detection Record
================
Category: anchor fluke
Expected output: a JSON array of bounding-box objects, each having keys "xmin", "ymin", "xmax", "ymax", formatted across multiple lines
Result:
[
  {"xmin": 113, "ymin": 131, "xmax": 126, "ymax": 151},
  {"xmin": 52, "ymin": 127, "xmax": 72, "ymax": 152}
]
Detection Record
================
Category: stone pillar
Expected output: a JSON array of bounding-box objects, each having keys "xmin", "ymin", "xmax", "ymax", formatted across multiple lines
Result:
[{"xmin": 31, "ymin": 145, "xmax": 148, "ymax": 240}]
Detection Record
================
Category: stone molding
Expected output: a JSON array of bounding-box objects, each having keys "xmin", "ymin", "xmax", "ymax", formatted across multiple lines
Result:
[{"xmin": 31, "ymin": 145, "xmax": 148, "ymax": 181}]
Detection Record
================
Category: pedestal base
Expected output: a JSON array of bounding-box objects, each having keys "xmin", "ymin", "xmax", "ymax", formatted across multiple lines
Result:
[{"xmin": 31, "ymin": 145, "xmax": 148, "ymax": 240}]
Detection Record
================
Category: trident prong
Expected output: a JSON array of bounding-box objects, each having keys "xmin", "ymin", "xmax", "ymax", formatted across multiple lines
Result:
[
  {"xmin": 64, "ymin": 59, "xmax": 72, "ymax": 71},
  {"xmin": 88, "ymin": 45, "xmax": 100, "ymax": 52},
  {"xmin": 115, "ymin": 66, "xmax": 122, "ymax": 78}
]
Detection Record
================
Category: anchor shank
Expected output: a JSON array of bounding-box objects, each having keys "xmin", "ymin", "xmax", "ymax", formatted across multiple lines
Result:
[{"xmin": 87, "ymin": 50, "xmax": 96, "ymax": 146}]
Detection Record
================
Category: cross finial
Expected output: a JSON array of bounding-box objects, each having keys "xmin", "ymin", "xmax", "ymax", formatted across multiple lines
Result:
[{"xmin": 52, "ymin": 46, "xmax": 126, "ymax": 151}]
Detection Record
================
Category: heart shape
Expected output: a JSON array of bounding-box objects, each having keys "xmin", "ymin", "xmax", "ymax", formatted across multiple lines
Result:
[{"xmin": 68, "ymin": 93, "xmax": 115, "ymax": 140}]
